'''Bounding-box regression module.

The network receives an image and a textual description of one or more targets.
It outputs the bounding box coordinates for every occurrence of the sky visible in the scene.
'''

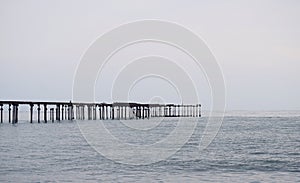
[0,0,299,110]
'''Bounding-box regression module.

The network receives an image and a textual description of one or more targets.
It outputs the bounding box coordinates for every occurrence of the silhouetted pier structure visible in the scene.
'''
[0,101,201,124]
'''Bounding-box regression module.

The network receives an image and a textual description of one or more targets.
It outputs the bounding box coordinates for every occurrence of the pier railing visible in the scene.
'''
[0,101,201,124]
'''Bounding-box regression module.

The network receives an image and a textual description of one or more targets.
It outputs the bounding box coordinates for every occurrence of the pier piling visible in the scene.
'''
[12,104,18,124]
[30,103,33,123]
[50,108,54,122]
[37,104,41,123]
[0,101,201,123]
[8,104,11,123]
[0,104,3,123]
[44,104,47,123]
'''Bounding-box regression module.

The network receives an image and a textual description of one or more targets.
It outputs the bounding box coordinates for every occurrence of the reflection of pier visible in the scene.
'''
[0,101,201,124]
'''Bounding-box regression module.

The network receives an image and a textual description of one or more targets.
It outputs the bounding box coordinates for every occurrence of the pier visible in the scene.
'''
[0,101,201,124]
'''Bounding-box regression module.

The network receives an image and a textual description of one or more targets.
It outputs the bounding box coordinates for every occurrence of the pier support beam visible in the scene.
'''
[88,105,92,120]
[93,105,96,120]
[67,105,70,120]
[61,105,64,120]
[112,106,114,120]
[64,105,66,120]
[71,104,74,120]
[77,106,80,120]
[99,105,102,120]
[124,106,127,120]
[8,104,11,123]
[106,106,108,119]
[37,104,41,123]
[100,106,103,120]
[30,104,33,123]
[12,104,18,124]
[117,106,120,120]
[0,101,202,123]
[56,105,60,121]
[44,104,47,123]
[50,108,54,122]
[82,105,85,120]
[103,106,106,119]
[0,104,3,123]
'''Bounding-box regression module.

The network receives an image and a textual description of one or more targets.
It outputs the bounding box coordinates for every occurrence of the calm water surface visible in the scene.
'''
[0,111,299,182]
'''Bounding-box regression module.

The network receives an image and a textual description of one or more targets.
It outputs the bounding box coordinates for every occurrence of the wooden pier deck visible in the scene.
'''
[0,101,201,124]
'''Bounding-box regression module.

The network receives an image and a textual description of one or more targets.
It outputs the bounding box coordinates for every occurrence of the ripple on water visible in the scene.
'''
[0,115,299,182]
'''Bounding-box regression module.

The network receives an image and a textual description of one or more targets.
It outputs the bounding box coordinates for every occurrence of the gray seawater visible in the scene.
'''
[0,111,299,182]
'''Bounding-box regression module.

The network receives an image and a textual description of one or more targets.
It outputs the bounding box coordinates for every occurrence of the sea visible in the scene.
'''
[0,111,299,182]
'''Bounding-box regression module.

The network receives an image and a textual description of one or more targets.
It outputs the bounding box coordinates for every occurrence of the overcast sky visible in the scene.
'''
[0,0,299,110]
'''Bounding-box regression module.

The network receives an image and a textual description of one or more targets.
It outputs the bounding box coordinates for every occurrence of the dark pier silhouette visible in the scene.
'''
[0,101,201,124]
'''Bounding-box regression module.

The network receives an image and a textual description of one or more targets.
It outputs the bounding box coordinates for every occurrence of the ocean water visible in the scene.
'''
[0,111,299,182]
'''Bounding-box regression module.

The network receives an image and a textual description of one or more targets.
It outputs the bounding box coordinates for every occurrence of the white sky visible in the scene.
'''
[0,0,299,110]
